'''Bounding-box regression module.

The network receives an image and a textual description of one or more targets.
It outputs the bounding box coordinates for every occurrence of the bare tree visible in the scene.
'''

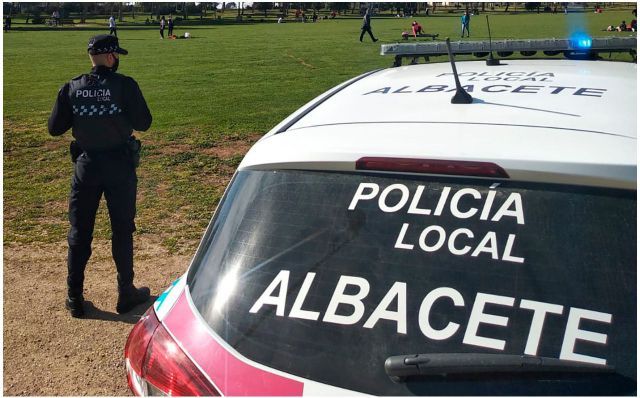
[81,2,87,23]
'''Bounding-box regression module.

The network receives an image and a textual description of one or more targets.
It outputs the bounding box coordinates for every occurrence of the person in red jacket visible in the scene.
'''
[411,20,424,37]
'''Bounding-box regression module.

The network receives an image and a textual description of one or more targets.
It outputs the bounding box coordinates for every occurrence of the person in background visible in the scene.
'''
[168,15,174,37]
[47,35,152,318]
[617,20,627,31]
[411,20,424,37]
[4,15,11,32]
[160,15,166,39]
[108,15,117,37]
[52,10,60,26]
[461,11,471,37]
[360,8,378,42]
[460,11,471,37]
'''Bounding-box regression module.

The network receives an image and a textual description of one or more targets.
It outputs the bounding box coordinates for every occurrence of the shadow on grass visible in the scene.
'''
[81,296,158,324]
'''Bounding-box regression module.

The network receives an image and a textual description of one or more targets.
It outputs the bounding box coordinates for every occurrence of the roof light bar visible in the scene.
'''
[381,37,637,66]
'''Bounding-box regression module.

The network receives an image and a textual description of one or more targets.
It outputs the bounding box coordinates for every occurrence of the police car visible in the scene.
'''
[125,37,636,396]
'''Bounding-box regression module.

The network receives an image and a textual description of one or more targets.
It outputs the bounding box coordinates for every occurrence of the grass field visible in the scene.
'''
[3,8,637,253]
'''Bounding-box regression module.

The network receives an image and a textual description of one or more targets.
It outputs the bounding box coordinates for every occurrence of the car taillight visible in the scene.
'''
[356,157,509,178]
[126,308,160,375]
[142,325,219,396]
[125,308,220,396]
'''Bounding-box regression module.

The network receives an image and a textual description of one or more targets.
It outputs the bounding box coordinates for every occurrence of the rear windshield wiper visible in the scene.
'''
[385,353,614,382]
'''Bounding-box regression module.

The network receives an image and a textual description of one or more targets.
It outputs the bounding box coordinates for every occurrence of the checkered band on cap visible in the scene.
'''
[93,46,119,54]
[87,34,128,55]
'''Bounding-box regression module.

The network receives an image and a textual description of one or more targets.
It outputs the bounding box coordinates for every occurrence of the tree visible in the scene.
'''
[310,2,324,12]
[329,2,349,14]
[279,2,288,16]
[255,2,273,17]
[81,2,87,23]
[524,2,541,12]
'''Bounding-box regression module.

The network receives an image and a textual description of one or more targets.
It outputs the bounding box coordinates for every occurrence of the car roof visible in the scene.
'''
[240,59,637,190]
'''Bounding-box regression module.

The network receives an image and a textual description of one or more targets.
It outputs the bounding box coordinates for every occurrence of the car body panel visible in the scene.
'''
[285,60,636,139]
[161,288,368,396]
[154,276,186,321]
[132,56,636,396]
[240,123,635,189]
[241,60,636,190]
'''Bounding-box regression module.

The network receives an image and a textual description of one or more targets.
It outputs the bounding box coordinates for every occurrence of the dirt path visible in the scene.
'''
[3,132,262,395]
[3,237,193,396]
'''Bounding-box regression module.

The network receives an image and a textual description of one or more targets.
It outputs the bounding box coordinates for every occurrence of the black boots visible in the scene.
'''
[116,285,151,314]
[65,295,85,318]
[66,285,150,317]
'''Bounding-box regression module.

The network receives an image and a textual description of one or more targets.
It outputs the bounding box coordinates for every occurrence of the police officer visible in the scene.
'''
[48,35,152,318]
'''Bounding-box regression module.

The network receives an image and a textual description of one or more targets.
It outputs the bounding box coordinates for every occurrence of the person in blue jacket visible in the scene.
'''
[461,11,471,37]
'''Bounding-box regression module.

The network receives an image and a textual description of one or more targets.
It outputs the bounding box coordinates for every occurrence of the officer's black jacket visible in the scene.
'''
[48,65,152,151]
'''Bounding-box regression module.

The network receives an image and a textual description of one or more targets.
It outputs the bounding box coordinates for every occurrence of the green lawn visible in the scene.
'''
[3,9,636,250]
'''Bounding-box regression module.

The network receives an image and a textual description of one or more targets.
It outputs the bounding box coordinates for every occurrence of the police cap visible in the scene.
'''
[87,34,128,55]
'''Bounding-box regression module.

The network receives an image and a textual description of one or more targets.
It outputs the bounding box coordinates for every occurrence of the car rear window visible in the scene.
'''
[187,169,636,395]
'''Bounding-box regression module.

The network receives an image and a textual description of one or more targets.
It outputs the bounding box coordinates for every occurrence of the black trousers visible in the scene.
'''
[67,150,137,298]
[109,27,117,37]
[360,26,376,41]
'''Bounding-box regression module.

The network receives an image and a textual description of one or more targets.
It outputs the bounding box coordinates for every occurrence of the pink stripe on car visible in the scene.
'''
[163,291,305,396]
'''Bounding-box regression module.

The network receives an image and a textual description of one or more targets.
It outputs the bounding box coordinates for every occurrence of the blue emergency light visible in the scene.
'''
[570,33,593,50]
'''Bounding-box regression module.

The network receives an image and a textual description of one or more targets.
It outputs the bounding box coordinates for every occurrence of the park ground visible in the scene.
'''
[3,6,637,395]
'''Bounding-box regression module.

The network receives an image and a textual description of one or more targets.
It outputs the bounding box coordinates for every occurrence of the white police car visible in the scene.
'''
[125,38,636,396]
